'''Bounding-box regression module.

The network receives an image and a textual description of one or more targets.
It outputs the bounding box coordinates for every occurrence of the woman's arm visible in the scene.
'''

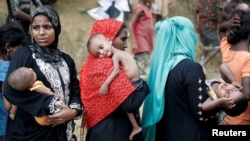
[185,63,220,122]
[47,104,78,127]
[62,53,83,117]
[120,80,150,113]
[202,97,233,111]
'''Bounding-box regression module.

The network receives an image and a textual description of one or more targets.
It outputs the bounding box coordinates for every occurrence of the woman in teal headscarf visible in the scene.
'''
[141,16,220,141]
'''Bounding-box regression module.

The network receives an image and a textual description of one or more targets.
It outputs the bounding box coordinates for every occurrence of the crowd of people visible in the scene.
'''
[1,0,250,141]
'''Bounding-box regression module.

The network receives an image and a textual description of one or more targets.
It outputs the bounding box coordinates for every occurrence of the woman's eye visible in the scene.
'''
[32,26,39,30]
[44,25,52,30]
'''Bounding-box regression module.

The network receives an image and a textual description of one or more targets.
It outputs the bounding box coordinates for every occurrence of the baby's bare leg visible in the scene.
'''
[9,105,18,120]
[127,113,142,140]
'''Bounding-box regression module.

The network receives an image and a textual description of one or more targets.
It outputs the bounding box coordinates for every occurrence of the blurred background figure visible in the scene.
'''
[151,0,174,23]
[5,0,43,42]
[193,0,223,69]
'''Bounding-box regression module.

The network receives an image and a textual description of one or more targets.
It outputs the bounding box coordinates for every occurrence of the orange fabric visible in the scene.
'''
[80,55,136,129]
[220,37,250,124]
[90,19,123,41]
[29,80,50,92]
[35,115,49,126]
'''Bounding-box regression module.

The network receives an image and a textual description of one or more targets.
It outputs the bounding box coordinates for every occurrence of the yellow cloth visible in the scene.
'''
[29,80,50,91]
[206,78,225,100]
[35,115,49,126]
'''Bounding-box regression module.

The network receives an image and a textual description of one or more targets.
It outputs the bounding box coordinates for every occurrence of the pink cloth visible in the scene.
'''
[133,3,154,54]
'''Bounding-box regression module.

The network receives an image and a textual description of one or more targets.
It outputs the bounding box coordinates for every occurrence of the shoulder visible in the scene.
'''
[179,59,201,69]
[61,52,75,66]
[177,59,204,75]
[14,45,32,57]
[62,52,73,60]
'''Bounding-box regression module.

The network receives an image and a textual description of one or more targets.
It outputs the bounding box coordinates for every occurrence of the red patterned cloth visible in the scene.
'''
[80,56,135,128]
[90,18,123,40]
[80,19,135,129]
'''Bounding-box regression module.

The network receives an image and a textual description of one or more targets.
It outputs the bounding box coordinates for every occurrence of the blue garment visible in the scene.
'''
[0,61,10,136]
[141,16,197,141]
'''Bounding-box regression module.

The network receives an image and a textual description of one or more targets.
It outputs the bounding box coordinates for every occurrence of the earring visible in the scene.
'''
[6,49,11,55]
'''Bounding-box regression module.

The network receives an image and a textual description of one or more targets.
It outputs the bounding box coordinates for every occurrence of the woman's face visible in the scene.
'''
[31,14,55,47]
[112,29,128,51]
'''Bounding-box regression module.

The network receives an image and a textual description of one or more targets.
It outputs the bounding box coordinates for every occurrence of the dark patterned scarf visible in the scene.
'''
[30,5,62,65]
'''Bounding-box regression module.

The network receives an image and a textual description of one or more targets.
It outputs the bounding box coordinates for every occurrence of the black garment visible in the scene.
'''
[155,59,219,141]
[4,46,82,141]
[86,80,150,141]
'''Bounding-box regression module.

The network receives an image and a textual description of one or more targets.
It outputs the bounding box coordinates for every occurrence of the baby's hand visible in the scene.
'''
[53,93,64,101]
[99,84,108,96]
[220,97,235,109]
[9,112,15,120]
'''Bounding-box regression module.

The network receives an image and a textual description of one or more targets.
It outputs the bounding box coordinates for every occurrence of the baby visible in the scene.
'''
[202,64,248,122]
[87,33,144,140]
[7,67,64,125]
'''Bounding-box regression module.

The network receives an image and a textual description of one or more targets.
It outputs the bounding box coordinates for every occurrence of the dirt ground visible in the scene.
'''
[0,0,221,140]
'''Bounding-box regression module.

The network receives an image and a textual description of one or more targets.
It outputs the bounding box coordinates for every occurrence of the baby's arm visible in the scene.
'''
[202,97,221,111]
[9,105,18,120]
[202,97,233,111]
[3,96,16,120]
[99,55,120,95]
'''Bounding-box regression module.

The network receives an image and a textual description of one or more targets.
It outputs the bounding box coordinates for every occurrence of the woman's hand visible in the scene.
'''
[47,104,78,127]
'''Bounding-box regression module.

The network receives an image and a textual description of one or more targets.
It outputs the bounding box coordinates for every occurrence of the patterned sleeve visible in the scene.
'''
[9,0,20,12]
[184,62,220,122]
[32,0,43,7]
[217,0,223,9]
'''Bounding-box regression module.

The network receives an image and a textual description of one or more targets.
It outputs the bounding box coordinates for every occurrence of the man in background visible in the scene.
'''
[194,0,223,69]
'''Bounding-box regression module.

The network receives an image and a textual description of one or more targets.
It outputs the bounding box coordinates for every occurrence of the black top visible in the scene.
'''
[155,59,219,141]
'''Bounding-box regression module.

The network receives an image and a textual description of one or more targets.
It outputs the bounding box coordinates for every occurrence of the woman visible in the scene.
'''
[80,19,150,141]
[0,23,27,141]
[4,5,82,141]
[141,16,220,141]
[219,10,250,125]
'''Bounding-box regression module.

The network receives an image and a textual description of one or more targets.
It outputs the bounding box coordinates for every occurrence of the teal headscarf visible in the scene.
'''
[141,16,197,141]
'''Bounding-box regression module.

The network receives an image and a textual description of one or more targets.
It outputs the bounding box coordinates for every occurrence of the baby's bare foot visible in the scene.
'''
[129,127,142,140]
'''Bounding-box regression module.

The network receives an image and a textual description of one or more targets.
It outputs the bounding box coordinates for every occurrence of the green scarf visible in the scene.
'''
[141,16,197,141]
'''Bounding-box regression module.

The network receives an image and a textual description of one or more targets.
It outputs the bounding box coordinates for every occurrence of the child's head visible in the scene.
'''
[87,33,113,58]
[227,10,250,44]
[216,82,248,116]
[0,23,27,60]
[8,67,37,91]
